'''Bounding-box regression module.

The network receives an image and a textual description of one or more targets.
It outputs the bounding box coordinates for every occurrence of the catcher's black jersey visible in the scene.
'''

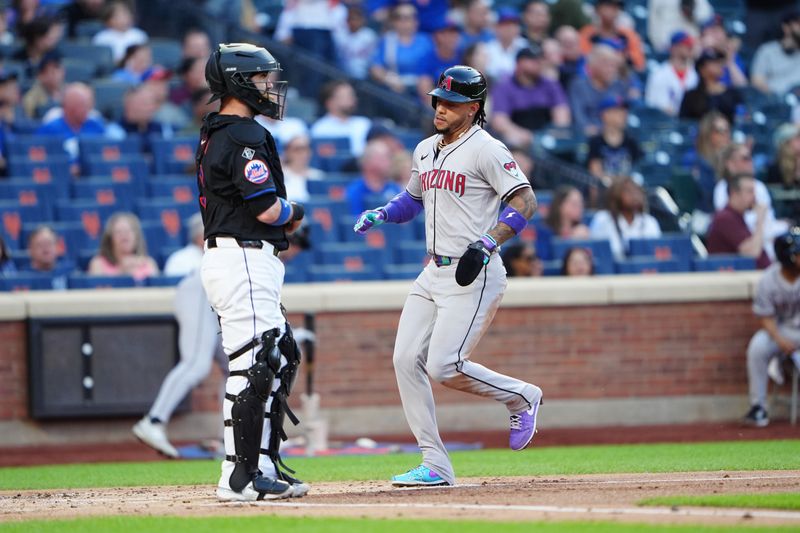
[196,112,290,250]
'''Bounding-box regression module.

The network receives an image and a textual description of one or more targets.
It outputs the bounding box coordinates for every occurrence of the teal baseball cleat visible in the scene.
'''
[391,464,450,487]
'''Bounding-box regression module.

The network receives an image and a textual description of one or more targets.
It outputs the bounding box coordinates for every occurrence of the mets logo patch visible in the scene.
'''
[244,159,269,184]
[503,161,518,177]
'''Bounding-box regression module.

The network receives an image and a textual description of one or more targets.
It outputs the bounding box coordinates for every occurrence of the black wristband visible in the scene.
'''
[290,202,305,222]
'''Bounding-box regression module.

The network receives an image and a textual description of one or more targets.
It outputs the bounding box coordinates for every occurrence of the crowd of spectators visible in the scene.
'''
[1,0,800,291]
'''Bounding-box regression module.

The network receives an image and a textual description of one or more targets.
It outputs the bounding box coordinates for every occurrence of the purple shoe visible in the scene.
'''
[509,388,542,451]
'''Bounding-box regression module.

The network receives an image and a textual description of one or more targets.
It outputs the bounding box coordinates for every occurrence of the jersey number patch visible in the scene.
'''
[244,159,270,184]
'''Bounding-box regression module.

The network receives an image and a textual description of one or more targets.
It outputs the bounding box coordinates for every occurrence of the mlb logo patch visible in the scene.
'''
[244,159,269,184]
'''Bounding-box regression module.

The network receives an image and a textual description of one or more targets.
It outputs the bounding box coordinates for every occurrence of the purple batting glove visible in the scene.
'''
[353,209,386,234]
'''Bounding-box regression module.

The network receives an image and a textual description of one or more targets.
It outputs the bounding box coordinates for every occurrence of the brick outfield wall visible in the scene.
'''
[0,301,760,423]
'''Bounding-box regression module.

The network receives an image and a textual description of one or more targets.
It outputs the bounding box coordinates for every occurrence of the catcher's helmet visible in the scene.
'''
[428,65,487,125]
[774,226,800,269]
[205,43,287,120]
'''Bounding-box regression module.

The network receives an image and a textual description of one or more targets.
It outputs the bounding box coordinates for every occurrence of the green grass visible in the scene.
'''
[641,492,800,511]
[0,440,798,491]
[0,516,795,533]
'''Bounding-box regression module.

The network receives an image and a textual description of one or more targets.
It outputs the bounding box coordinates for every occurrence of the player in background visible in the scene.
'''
[744,227,800,427]
[133,214,227,458]
[354,65,543,487]
[198,43,306,501]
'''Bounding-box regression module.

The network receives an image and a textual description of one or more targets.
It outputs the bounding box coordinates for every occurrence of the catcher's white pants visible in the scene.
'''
[392,254,538,485]
[201,239,286,490]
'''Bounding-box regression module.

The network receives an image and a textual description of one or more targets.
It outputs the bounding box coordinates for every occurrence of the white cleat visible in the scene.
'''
[132,417,179,458]
[216,481,293,502]
[289,480,310,498]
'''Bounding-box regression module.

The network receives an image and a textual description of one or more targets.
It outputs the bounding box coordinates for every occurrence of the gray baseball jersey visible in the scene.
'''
[392,125,541,485]
[747,263,800,407]
[753,264,800,327]
[406,125,532,258]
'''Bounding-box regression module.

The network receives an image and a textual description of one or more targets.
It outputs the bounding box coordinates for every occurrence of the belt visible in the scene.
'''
[432,254,454,267]
[206,236,279,256]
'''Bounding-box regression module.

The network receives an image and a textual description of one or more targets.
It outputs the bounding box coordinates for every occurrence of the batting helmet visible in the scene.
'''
[205,43,287,120]
[774,226,800,269]
[428,65,487,125]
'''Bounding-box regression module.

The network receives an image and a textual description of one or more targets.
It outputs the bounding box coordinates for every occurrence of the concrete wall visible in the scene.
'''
[0,272,764,446]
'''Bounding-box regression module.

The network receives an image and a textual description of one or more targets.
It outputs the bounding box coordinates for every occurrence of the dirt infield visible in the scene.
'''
[2,470,799,527]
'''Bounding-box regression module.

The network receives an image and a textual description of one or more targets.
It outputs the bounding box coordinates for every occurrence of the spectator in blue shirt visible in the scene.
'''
[460,0,495,49]
[366,0,449,34]
[419,20,463,99]
[37,82,107,174]
[119,84,173,142]
[112,44,153,85]
[347,139,402,217]
[369,4,433,97]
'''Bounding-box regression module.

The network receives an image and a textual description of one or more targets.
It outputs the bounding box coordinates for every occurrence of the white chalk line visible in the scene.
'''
[208,500,800,520]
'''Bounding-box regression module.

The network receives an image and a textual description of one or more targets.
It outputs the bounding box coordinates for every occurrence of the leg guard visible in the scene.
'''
[261,320,303,482]
[225,329,281,492]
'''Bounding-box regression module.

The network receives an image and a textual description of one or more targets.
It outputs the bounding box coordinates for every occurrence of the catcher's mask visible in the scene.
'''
[205,43,287,120]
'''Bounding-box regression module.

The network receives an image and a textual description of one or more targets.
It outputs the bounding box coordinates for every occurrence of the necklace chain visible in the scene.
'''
[437,125,470,151]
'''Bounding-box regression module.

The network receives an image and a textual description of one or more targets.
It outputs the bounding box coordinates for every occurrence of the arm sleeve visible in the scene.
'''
[476,139,532,202]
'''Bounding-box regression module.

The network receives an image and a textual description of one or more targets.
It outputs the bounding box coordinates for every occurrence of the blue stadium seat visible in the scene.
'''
[305,197,340,243]
[306,174,357,200]
[393,239,428,265]
[541,259,562,276]
[7,135,68,163]
[311,153,354,173]
[317,242,388,270]
[140,218,185,252]
[135,198,198,223]
[84,157,149,197]
[79,137,144,164]
[338,214,415,245]
[145,275,184,287]
[71,178,136,210]
[615,257,681,274]
[394,128,422,151]
[151,137,198,174]
[383,263,423,280]
[63,58,97,83]
[0,201,50,249]
[550,238,614,275]
[692,255,757,272]
[0,272,55,291]
[628,234,694,271]
[283,262,309,283]
[59,42,115,75]
[147,176,197,203]
[149,38,183,70]
[8,157,72,189]
[92,79,133,121]
[310,136,351,157]
[308,264,379,282]
[55,200,118,225]
[0,179,56,221]
[67,274,137,289]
